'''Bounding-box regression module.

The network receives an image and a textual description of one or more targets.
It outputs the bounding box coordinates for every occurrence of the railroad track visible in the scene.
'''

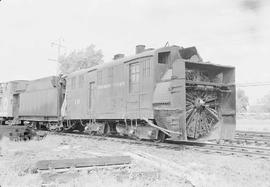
[171,140,270,159]
[232,130,270,147]
[42,130,270,160]
[235,130,270,139]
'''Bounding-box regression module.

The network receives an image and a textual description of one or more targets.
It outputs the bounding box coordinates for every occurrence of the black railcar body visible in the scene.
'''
[0,44,236,142]
[0,80,28,125]
[62,45,236,141]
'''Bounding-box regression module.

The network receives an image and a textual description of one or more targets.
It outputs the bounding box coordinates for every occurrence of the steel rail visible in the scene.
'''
[42,130,270,160]
[235,130,270,136]
[235,130,270,144]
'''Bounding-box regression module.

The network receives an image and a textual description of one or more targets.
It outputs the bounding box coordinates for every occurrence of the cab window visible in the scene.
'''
[129,62,140,93]
[158,52,170,64]
[71,77,76,89]
[143,59,151,77]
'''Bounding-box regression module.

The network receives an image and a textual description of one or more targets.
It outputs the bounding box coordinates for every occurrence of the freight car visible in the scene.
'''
[18,76,65,130]
[0,80,28,125]
[61,45,236,141]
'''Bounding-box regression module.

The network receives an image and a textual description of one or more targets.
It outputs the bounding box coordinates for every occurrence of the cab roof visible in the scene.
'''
[67,48,156,77]
[67,45,235,77]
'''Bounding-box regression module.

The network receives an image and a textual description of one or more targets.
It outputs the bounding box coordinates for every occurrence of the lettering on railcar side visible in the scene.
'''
[97,82,125,89]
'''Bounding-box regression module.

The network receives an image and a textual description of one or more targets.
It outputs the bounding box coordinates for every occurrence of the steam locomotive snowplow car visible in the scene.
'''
[0,80,28,125]
[18,76,65,130]
[62,44,236,141]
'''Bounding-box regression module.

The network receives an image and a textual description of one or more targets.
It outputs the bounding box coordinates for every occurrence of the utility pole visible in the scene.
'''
[49,38,66,74]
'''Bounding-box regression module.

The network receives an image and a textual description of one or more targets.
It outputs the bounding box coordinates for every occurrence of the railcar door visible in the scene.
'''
[88,82,95,114]
[139,58,153,118]
[126,62,140,119]
[12,94,20,118]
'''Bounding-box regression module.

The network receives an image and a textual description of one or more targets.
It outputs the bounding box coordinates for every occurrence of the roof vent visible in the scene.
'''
[113,54,125,60]
[136,45,145,54]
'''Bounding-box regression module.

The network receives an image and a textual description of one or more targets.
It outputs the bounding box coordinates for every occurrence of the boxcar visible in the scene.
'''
[19,76,65,129]
[63,45,236,141]
[0,80,28,125]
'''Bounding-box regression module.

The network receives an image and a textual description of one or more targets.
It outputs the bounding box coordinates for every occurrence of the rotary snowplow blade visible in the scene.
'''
[184,61,236,140]
[153,58,236,141]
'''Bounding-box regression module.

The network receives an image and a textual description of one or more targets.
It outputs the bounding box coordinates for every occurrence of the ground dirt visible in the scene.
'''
[0,134,269,187]
[0,119,270,187]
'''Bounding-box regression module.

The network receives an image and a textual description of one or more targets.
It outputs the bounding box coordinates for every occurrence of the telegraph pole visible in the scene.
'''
[49,38,66,74]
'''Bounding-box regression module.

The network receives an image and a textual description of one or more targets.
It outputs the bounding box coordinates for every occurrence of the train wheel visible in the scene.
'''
[110,123,117,135]
[77,124,85,132]
[103,122,110,136]
[34,122,40,130]
[156,131,166,143]
[63,121,76,132]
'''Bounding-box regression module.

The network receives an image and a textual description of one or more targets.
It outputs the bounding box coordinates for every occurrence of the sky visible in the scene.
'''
[0,0,270,104]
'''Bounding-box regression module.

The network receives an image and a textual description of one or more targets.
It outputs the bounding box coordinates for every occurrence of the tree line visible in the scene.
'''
[58,44,103,74]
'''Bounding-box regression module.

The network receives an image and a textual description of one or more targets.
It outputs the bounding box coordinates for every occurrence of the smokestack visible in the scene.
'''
[136,45,145,54]
[113,53,125,60]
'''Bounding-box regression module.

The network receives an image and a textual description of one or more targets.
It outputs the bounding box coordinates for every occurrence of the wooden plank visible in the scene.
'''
[35,156,131,170]
[38,164,131,174]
